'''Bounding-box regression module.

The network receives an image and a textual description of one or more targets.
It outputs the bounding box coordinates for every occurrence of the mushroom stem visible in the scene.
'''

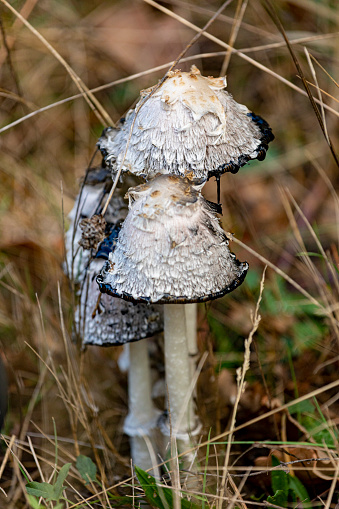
[164,304,196,444]
[185,303,198,383]
[124,340,159,473]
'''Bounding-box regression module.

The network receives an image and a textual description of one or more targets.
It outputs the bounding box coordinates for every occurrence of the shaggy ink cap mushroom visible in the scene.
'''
[66,171,163,473]
[98,65,274,181]
[97,174,248,304]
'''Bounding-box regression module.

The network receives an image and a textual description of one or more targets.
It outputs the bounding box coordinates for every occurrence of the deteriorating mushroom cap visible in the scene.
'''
[98,66,274,180]
[80,260,163,346]
[65,168,128,283]
[65,183,105,283]
[97,174,248,304]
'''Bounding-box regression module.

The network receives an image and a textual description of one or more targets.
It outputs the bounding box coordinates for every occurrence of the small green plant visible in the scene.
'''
[289,397,338,448]
[26,455,100,509]
[75,455,97,484]
[135,466,204,509]
[267,456,310,508]
[26,462,71,509]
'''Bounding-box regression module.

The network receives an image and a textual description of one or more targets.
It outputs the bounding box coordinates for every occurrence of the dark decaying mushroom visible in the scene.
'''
[98,65,274,182]
[97,174,248,446]
[65,167,127,283]
[79,258,163,472]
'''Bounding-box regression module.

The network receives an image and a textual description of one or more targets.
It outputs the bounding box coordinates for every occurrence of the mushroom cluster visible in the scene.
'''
[69,65,273,470]
[95,66,272,461]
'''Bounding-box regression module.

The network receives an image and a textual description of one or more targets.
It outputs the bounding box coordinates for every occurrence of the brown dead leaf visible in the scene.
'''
[255,446,335,483]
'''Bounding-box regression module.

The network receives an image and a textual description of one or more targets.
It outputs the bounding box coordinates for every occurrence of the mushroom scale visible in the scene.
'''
[97,174,248,304]
[98,66,274,180]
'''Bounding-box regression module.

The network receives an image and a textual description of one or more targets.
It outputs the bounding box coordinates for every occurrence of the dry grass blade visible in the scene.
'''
[0,90,36,109]
[309,52,339,89]
[144,0,339,119]
[240,31,339,54]
[262,0,339,168]
[218,268,266,508]
[301,80,339,105]
[0,435,16,480]
[304,47,329,143]
[220,0,248,75]
[0,0,113,127]
[0,0,39,67]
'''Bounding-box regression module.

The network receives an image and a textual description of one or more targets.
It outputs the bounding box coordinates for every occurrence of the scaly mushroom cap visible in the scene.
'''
[97,174,248,304]
[65,166,127,283]
[65,183,104,283]
[99,66,274,180]
[80,260,163,346]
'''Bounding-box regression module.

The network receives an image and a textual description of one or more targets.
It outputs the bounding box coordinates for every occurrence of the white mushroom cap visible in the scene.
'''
[99,66,274,180]
[79,260,163,346]
[97,174,248,304]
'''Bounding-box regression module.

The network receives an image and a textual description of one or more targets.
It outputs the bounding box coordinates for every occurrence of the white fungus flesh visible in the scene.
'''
[99,66,274,180]
[97,174,248,304]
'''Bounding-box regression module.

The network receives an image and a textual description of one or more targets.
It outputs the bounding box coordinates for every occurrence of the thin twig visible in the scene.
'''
[262,0,339,168]
[221,0,248,75]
